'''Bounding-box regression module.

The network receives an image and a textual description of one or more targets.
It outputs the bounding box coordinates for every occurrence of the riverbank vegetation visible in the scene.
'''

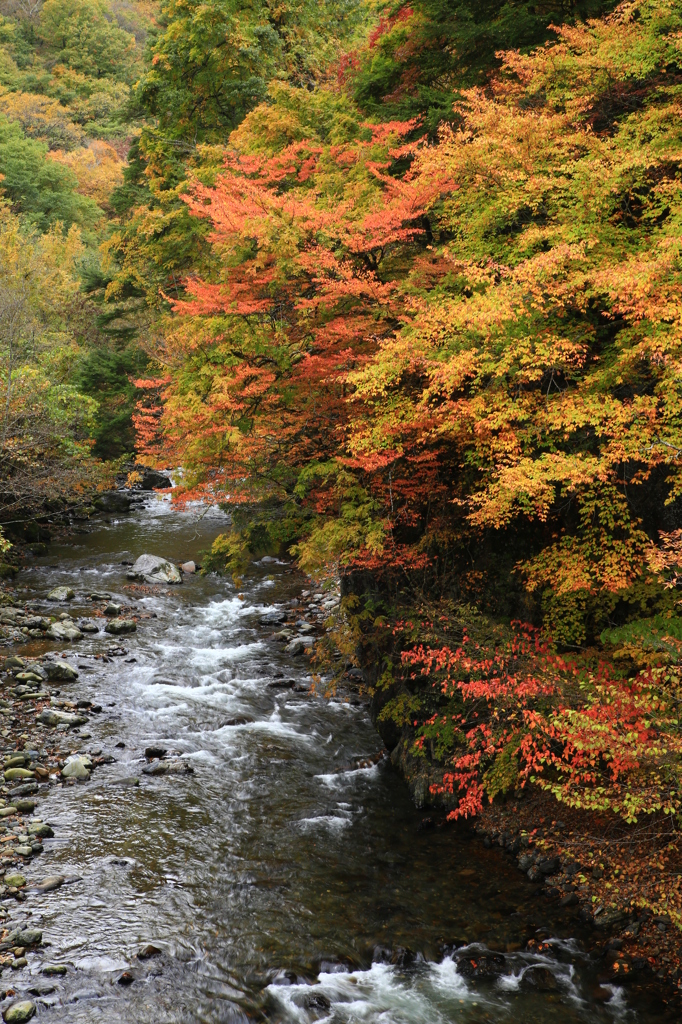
[6,0,682,933]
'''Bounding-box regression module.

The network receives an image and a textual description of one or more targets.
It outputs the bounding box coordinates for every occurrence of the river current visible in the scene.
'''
[9,494,671,1023]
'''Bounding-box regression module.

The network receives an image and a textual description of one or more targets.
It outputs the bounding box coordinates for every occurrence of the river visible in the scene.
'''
[8,493,672,1022]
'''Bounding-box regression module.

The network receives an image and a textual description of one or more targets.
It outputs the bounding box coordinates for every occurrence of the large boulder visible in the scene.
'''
[46,622,82,642]
[140,469,172,491]
[128,554,182,585]
[94,491,131,513]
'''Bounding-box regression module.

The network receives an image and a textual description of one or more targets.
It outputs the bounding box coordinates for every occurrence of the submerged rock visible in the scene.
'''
[46,587,74,602]
[128,554,182,585]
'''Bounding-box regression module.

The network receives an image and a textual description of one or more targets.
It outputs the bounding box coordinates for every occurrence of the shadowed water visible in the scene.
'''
[4,495,671,1022]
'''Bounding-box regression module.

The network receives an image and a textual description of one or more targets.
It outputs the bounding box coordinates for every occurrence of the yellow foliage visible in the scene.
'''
[48,140,124,208]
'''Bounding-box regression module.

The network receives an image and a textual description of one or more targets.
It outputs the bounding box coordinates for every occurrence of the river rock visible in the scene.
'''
[128,554,182,585]
[105,618,137,635]
[37,709,87,728]
[142,761,167,776]
[0,807,17,818]
[145,745,167,759]
[42,965,66,975]
[4,872,26,887]
[35,875,64,893]
[28,822,54,838]
[104,602,122,616]
[79,621,100,633]
[140,468,172,490]
[45,660,78,682]
[259,610,286,625]
[138,944,162,959]
[62,756,91,780]
[285,639,308,656]
[4,755,28,768]
[3,1001,35,1023]
[4,768,34,782]
[94,491,131,513]
[46,586,74,602]
[180,561,196,574]
[15,671,43,683]
[7,929,41,947]
[46,622,82,642]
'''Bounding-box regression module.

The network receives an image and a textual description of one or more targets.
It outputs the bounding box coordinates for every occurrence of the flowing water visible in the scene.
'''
[7,495,673,1022]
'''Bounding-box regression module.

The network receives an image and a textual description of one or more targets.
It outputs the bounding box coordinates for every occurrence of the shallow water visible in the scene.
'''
[4,495,672,1022]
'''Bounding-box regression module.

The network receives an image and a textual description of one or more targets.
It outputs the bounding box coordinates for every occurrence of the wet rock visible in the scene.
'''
[4,755,28,769]
[2,657,25,670]
[560,893,579,907]
[28,823,54,838]
[38,709,87,728]
[27,984,54,997]
[304,993,331,1012]
[223,717,251,726]
[145,746,167,760]
[522,966,558,991]
[140,469,171,490]
[42,965,67,976]
[537,856,559,875]
[3,1001,35,1022]
[46,587,74,602]
[180,561,195,574]
[9,783,38,798]
[4,768,34,782]
[128,554,182,585]
[141,762,167,776]
[138,944,162,960]
[15,672,43,683]
[7,930,41,947]
[35,875,64,893]
[117,971,134,985]
[10,958,27,969]
[267,679,296,689]
[45,660,78,682]
[15,800,35,813]
[594,908,627,929]
[79,622,100,633]
[259,610,286,626]
[0,807,17,818]
[103,603,122,617]
[4,873,26,888]
[62,756,91,780]
[89,592,111,601]
[456,953,506,980]
[105,617,137,635]
[93,491,131,513]
[46,622,82,642]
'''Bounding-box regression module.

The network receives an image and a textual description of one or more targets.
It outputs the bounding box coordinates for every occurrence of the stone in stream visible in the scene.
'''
[42,964,66,976]
[522,965,558,991]
[142,761,167,776]
[89,591,111,601]
[79,622,100,633]
[4,873,26,888]
[37,709,87,728]
[45,660,78,682]
[93,491,131,513]
[140,468,171,490]
[0,807,17,818]
[14,672,43,684]
[14,800,35,813]
[127,554,182,585]
[28,822,54,838]
[46,622,82,642]
[259,609,286,626]
[4,755,28,769]
[2,656,25,670]
[138,944,162,959]
[9,783,38,798]
[3,768,34,782]
[180,561,196,574]
[46,587,74,602]
[2,1001,35,1023]
[35,876,64,893]
[61,756,91,780]
[104,602,122,617]
[7,929,41,947]
[145,745,167,759]
[105,618,137,635]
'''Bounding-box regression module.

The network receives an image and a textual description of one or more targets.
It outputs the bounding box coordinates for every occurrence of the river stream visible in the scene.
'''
[6,494,673,1023]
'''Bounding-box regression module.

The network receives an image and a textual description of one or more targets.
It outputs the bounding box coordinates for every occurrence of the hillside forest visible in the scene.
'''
[4,0,682,917]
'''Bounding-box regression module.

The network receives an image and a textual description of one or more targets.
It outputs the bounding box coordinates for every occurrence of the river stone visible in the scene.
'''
[15,672,43,683]
[46,622,82,642]
[145,745,167,759]
[259,610,286,625]
[129,553,182,585]
[61,759,90,780]
[105,618,137,635]
[104,602,122,617]
[4,873,26,887]
[37,709,87,728]
[28,822,54,838]
[4,755,28,769]
[46,586,74,602]
[285,639,306,656]
[42,965,66,976]
[180,561,196,574]
[15,799,35,813]
[45,660,78,682]
[138,944,162,959]
[35,875,64,893]
[0,807,17,818]
[7,929,41,947]
[3,1001,35,1023]
[140,468,171,490]
[2,656,25,670]
[3,768,34,781]
[94,491,131,513]
[79,622,100,633]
